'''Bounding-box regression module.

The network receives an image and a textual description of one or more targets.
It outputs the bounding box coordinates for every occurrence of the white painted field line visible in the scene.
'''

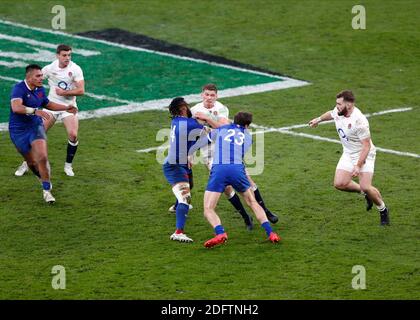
[262,129,420,159]
[0,33,100,56]
[137,128,420,159]
[137,146,169,154]
[0,77,308,129]
[0,19,310,129]
[0,19,309,82]
[136,128,265,154]
[137,107,420,159]
[0,75,134,105]
[251,107,414,131]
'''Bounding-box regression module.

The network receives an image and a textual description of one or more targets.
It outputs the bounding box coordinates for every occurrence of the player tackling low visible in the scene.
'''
[308,90,390,226]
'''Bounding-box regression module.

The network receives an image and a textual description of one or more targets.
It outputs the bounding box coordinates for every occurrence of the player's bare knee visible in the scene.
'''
[203,202,214,211]
[37,153,48,164]
[334,181,347,190]
[203,207,212,217]
[242,193,255,207]
[68,133,78,142]
[360,184,372,194]
[224,187,233,197]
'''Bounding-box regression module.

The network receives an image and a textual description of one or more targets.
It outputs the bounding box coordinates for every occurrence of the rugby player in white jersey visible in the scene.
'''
[15,44,85,177]
[184,83,279,229]
[309,90,390,226]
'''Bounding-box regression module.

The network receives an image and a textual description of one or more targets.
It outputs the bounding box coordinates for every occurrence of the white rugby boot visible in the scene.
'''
[43,190,56,204]
[64,162,75,177]
[170,232,193,243]
[15,161,28,176]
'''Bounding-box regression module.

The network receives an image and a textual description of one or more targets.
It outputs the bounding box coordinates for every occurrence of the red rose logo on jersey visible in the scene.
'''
[37,92,43,98]
[68,72,73,77]
[213,111,218,116]
[348,123,352,129]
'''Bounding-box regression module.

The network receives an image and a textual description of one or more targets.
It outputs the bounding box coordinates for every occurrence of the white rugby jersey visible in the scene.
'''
[191,101,229,122]
[331,106,376,155]
[42,60,84,106]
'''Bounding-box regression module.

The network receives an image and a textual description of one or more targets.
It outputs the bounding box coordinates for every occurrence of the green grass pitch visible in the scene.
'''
[0,0,419,299]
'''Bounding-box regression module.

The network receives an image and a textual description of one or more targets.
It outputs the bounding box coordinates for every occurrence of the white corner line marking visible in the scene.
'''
[0,18,310,81]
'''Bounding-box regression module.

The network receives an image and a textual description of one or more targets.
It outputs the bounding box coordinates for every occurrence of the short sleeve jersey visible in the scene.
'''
[166,117,205,165]
[210,123,252,165]
[42,60,84,107]
[9,80,49,130]
[331,106,375,155]
[190,101,229,123]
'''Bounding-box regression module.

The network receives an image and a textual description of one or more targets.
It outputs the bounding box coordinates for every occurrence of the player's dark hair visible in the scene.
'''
[169,97,191,118]
[234,112,253,127]
[336,90,355,103]
[202,83,217,92]
[56,44,72,54]
[25,64,42,74]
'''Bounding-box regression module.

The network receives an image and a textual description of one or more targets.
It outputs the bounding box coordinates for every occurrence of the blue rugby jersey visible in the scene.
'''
[211,123,252,165]
[9,80,49,131]
[165,116,205,165]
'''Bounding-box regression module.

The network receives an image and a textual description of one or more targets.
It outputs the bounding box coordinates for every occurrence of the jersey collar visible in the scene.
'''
[23,79,36,91]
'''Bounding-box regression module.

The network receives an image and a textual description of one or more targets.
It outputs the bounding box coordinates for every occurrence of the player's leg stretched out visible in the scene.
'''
[204,165,281,248]
[240,187,281,243]
[14,113,55,177]
[247,174,279,224]
[203,190,228,248]
[359,172,389,226]
[206,150,254,230]
[334,168,389,226]
[24,139,55,203]
[224,186,254,230]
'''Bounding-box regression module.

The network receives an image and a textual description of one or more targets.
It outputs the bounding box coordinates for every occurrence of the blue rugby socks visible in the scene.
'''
[42,181,51,191]
[261,221,273,236]
[214,225,226,235]
[175,203,189,233]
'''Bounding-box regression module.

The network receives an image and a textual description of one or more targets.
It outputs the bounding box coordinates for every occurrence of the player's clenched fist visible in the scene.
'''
[308,117,321,127]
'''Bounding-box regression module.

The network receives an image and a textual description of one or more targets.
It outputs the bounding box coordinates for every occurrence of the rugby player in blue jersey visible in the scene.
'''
[162,97,207,243]
[9,64,77,203]
[193,85,279,228]
[191,112,281,248]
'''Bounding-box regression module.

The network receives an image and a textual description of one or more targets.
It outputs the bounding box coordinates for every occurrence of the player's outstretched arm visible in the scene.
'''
[46,101,78,114]
[309,110,333,128]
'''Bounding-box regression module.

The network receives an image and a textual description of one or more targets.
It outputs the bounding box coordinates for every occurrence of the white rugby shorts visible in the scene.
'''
[44,109,76,121]
[336,150,376,173]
